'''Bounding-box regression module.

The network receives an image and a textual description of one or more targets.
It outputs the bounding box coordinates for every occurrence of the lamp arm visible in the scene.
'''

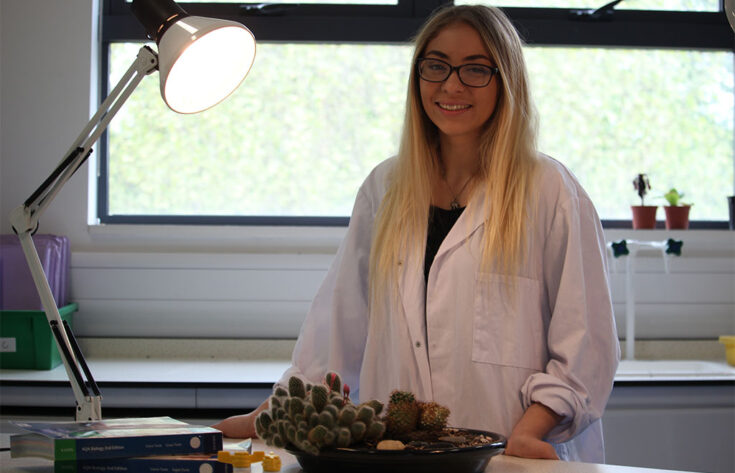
[9,45,158,421]
[18,46,159,229]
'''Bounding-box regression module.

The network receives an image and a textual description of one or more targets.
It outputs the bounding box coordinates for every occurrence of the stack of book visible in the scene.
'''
[10,416,242,473]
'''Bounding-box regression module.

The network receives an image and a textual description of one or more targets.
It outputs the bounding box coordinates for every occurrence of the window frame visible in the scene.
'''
[99,0,734,228]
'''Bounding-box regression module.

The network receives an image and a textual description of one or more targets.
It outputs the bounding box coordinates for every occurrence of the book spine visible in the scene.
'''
[55,457,232,473]
[59,432,223,461]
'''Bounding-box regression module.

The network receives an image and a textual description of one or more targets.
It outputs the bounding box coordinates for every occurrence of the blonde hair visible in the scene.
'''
[369,5,539,304]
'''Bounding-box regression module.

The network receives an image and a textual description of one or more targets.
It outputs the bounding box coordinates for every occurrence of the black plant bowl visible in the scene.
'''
[285,428,506,473]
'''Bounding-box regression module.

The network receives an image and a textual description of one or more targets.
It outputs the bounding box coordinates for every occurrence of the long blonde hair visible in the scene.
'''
[369,5,539,304]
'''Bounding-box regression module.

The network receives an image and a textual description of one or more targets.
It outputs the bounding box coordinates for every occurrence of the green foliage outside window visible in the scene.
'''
[108,40,733,221]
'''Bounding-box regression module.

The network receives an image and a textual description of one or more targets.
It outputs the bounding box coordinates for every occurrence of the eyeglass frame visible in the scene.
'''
[416,57,500,88]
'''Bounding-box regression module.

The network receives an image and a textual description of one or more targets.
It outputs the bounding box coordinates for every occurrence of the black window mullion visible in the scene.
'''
[104,0,427,41]
[104,2,734,50]
[504,8,732,49]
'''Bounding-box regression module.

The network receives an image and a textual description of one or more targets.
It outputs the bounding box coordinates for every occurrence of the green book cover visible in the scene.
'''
[53,453,234,473]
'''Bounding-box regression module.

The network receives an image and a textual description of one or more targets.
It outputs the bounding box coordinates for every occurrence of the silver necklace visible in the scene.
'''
[442,172,474,210]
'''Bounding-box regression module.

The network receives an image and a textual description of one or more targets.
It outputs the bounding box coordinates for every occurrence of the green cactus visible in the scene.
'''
[330,396,346,409]
[417,401,450,431]
[356,405,375,424]
[310,385,328,413]
[257,374,385,454]
[323,403,340,420]
[389,390,416,405]
[385,399,419,436]
[318,410,335,429]
[336,427,351,447]
[307,425,328,447]
[271,434,285,448]
[338,406,357,426]
[361,399,384,416]
[350,421,366,442]
[289,397,305,418]
[325,372,342,393]
[289,376,307,399]
[300,440,319,456]
[365,420,386,441]
[308,412,319,428]
[287,424,297,443]
[258,411,273,429]
[385,390,420,436]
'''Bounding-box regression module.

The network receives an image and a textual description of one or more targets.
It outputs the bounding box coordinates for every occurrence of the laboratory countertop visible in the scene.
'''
[0,435,702,473]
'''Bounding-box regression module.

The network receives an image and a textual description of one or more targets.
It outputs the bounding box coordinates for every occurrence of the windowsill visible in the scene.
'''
[85,223,348,253]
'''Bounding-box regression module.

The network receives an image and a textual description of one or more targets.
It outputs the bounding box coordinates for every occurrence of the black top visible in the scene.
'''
[424,205,465,283]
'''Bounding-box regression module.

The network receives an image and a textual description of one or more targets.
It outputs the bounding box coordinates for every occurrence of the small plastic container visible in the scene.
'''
[719,336,735,367]
[0,303,78,369]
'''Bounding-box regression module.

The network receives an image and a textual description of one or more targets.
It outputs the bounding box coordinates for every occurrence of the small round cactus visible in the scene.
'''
[417,401,450,431]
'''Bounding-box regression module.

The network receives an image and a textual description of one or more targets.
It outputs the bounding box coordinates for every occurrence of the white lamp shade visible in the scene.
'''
[158,16,256,114]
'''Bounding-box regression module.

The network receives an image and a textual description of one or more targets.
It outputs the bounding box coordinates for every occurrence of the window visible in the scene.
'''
[101,0,733,226]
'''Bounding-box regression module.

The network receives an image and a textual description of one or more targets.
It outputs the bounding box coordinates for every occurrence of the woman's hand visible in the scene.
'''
[211,413,257,439]
[212,400,269,439]
[505,432,559,460]
[504,402,561,460]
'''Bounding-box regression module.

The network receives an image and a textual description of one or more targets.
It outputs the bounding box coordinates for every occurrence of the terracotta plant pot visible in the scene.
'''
[664,205,691,230]
[631,205,657,229]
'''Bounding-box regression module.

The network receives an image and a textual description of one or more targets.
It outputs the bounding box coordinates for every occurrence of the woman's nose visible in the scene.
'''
[441,69,465,92]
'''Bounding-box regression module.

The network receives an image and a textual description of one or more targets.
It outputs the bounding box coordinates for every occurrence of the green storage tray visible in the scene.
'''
[0,303,78,370]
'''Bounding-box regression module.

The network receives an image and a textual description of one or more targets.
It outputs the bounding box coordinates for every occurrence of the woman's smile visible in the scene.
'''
[436,101,472,113]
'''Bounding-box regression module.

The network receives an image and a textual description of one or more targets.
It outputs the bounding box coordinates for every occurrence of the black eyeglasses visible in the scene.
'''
[417,57,499,88]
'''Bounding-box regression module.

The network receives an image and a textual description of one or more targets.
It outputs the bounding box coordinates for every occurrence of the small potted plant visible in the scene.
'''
[662,188,691,230]
[631,173,657,229]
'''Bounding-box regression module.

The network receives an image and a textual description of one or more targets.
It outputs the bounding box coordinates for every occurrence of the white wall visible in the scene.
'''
[1,0,97,244]
[1,1,733,341]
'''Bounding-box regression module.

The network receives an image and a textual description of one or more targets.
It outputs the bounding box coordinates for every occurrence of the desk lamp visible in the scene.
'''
[9,0,256,421]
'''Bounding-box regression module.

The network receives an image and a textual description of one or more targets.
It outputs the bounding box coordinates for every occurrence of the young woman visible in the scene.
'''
[215,5,619,462]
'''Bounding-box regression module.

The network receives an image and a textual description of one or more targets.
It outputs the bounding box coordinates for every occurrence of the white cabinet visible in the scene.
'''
[603,383,735,473]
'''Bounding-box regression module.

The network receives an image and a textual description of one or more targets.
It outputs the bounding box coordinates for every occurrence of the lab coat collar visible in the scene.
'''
[435,189,487,260]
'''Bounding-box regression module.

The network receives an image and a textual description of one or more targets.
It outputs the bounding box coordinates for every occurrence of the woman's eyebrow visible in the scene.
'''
[424,50,492,63]
[424,49,449,59]
[464,54,492,62]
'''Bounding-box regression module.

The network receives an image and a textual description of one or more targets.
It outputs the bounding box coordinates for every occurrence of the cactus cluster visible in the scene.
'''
[255,372,386,455]
[385,390,450,436]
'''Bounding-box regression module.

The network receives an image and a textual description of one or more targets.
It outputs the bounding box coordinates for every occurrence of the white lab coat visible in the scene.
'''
[278,154,620,463]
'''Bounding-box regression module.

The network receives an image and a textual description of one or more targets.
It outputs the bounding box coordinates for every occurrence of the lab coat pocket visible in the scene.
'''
[472,273,546,371]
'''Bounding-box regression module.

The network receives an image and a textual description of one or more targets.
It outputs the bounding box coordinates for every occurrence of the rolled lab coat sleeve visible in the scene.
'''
[277,183,375,399]
[521,189,620,443]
